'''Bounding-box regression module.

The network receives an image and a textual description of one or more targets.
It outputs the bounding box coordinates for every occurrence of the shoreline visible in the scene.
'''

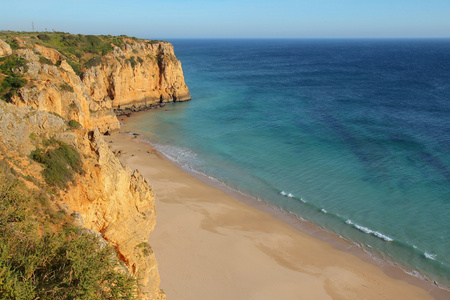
[105,130,449,299]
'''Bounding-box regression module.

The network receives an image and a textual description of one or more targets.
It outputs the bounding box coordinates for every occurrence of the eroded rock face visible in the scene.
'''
[0,38,12,57]
[82,40,190,110]
[34,44,62,64]
[0,101,68,155]
[9,48,120,133]
[61,129,164,299]
[0,102,165,299]
[6,38,190,133]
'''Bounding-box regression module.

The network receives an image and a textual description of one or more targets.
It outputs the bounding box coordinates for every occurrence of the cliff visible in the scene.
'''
[0,32,182,299]
[0,101,165,299]
[0,32,190,132]
[82,39,191,111]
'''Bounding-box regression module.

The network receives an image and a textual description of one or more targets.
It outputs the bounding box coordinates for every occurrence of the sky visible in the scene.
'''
[1,0,449,39]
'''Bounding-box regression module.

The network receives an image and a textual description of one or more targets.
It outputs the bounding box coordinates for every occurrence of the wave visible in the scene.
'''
[424,252,437,260]
[279,191,294,198]
[346,219,394,242]
[139,138,448,288]
[151,142,200,168]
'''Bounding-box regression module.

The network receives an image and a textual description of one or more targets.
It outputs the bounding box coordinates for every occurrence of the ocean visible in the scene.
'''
[122,39,450,287]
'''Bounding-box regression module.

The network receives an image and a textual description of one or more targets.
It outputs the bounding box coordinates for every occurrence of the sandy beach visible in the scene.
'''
[105,133,446,300]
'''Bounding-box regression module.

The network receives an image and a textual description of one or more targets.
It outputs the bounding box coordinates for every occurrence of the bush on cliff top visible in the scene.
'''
[0,164,137,299]
[0,55,28,102]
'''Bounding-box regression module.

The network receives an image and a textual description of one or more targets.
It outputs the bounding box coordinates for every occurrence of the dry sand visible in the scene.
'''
[105,133,447,300]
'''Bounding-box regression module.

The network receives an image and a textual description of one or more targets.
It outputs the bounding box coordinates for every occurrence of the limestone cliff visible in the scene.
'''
[63,129,164,299]
[6,46,120,133]
[0,101,165,299]
[0,34,190,132]
[82,39,191,111]
[0,33,188,299]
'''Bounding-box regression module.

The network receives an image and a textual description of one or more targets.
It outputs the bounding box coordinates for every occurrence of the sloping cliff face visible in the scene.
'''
[2,35,190,132]
[0,101,165,299]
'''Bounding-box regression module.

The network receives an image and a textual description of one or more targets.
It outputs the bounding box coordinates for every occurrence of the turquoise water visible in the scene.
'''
[122,39,450,286]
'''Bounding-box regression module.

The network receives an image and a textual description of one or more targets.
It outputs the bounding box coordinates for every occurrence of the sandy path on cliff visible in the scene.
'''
[105,134,442,300]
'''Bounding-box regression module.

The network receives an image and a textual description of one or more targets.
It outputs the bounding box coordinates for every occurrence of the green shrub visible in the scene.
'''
[60,82,74,93]
[86,35,102,48]
[37,34,51,41]
[31,140,82,188]
[39,55,53,65]
[126,56,137,68]
[0,168,137,299]
[85,56,102,69]
[0,55,29,101]
[68,119,81,129]
[0,55,28,75]
[0,75,28,102]
[7,39,20,50]
[136,242,153,257]
[66,59,82,75]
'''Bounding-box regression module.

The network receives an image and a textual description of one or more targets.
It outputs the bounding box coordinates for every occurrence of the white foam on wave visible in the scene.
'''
[280,191,294,198]
[300,197,307,203]
[354,223,373,234]
[321,208,327,214]
[424,252,437,260]
[152,143,199,168]
[346,219,393,242]
[373,231,394,242]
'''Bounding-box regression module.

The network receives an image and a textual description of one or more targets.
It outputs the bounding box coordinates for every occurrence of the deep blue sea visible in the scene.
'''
[123,39,450,286]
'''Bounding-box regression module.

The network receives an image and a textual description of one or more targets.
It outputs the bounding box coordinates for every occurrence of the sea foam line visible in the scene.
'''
[424,252,437,260]
[280,191,294,198]
[345,219,393,242]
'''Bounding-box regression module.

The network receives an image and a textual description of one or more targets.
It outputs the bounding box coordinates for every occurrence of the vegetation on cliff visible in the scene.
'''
[0,32,183,298]
[0,54,28,101]
[0,31,190,134]
[0,161,138,299]
[0,111,140,299]
[31,138,82,188]
[0,31,161,76]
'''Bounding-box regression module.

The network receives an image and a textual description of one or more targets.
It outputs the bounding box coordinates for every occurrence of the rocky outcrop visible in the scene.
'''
[0,39,12,57]
[82,39,191,111]
[5,43,120,133]
[0,34,190,299]
[0,101,69,155]
[1,36,190,132]
[62,129,164,299]
[0,102,165,299]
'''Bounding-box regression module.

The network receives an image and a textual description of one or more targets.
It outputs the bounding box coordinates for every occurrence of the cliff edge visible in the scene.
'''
[0,32,183,299]
[0,32,190,132]
[0,101,165,299]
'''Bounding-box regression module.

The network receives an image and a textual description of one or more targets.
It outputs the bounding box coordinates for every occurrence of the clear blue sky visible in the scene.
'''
[1,0,449,38]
